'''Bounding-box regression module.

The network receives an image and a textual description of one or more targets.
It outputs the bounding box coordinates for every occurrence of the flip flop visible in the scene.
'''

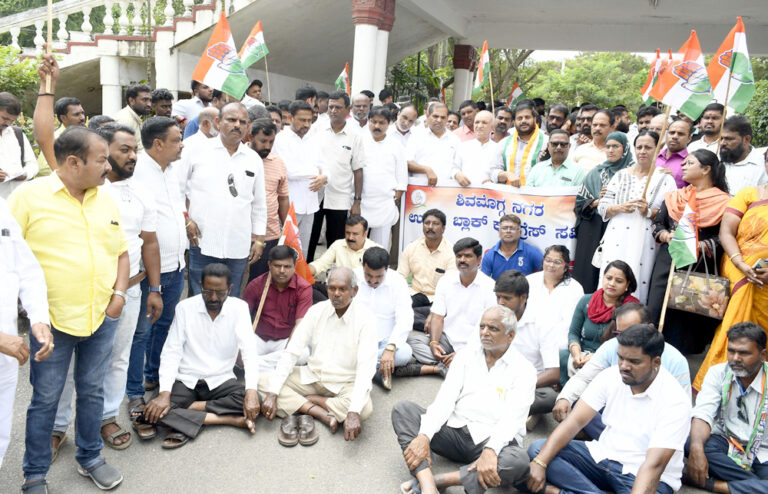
[51,430,66,464]
[161,432,189,449]
[297,415,319,446]
[101,417,132,450]
[130,417,157,441]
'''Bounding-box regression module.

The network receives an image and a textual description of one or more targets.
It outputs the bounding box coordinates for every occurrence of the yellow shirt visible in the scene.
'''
[397,236,456,300]
[8,172,128,336]
[309,237,380,275]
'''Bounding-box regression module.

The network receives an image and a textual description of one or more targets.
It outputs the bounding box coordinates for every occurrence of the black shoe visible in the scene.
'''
[394,362,423,377]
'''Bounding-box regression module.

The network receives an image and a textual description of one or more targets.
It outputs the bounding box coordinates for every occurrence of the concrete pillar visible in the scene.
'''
[100,56,123,116]
[351,0,386,96]
[372,0,395,102]
[154,30,179,99]
[452,44,476,110]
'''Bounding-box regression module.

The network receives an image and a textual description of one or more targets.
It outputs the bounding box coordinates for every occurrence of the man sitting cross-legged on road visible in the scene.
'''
[260,266,378,446]
[135,263,261,449]
[393,305,536,494]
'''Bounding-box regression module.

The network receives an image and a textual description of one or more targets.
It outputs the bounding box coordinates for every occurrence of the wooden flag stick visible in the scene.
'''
[488,66,496,114]
[715,70,733,155]
[264,55,272,104]
[641,104,672,199]
[658,259,676,332]
[45,0,53,93]
[252,272,271,330]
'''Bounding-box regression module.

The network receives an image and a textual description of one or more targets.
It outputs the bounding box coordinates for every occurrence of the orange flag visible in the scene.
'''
[279,204,314,284]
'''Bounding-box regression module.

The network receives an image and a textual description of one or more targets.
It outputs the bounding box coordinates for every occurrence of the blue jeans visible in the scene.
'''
[696,434,768,494]
[23,316,119,479]
[377,340,413,367]
[126,268,185,399]
[188,246,248,298]
[527,439,673,494]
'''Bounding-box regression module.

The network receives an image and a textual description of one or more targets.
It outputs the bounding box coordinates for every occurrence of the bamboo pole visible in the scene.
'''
[658,260,676,332]
[488,66,496,114]
[641,105,672,199]
[251,272,271,330]
[264,55,272,104]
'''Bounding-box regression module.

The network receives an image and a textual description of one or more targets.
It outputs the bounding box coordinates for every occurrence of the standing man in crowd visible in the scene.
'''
[495,100,547,187]
[481,214,543,279]
[406,102,460,186]
[150,89,174,118]
[526,129,585,187]
[544,103,569,136]
[454,100,478,142]
[656,119,692,189]
[572,108,613,172]
[719,115,768,195]
[453,110,499,186]
[172,80,212,122]
[182,107,218,150]
[491,106,513,143]
[13,55,128,491]
[0,93,38,198]
[688,103,724,154]
[114,84,152,153]
[388,103,418,148]
[351,93,371,129]
[570,104,598,149]
[182,90,233,139]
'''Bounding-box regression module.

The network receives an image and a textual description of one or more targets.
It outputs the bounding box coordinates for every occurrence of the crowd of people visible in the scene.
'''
[1,50,768,494]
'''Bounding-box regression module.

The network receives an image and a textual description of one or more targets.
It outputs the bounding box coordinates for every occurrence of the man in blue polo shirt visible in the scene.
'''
[481,214,542,279]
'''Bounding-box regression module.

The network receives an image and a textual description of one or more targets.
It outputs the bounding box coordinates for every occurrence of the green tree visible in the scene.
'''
[0,46,40,114]
[744,79,768,147]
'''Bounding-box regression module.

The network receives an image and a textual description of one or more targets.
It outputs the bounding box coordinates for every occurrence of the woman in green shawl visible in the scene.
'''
[572,132,635,292]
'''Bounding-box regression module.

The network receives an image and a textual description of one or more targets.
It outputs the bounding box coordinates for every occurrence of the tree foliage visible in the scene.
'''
[0,46,40,114]
[744,79,768,147]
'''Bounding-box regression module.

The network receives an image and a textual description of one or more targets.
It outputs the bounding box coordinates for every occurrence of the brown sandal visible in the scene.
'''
[278,415,299,447]
[51,430,66,464]
[297,415,319,446]
[101,417,132,450]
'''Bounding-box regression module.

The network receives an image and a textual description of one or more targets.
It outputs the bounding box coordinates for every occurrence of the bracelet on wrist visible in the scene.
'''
[729,252,742,261]
[532,457,548,469]
[428,340,440,347]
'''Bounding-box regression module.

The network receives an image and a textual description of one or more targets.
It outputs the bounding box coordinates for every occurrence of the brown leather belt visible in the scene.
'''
[128,271,146,288]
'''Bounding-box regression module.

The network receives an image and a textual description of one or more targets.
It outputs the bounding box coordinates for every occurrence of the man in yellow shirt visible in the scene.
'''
[8,55,129,493]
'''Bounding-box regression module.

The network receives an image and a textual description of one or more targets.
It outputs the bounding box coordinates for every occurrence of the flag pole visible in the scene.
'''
[715,70,733,155]
[45,0,53,93]
[264,55,272,104]
[658,259,676,332]
[641,104,672,199]
[252,272,272,330]
[488,66,496,114]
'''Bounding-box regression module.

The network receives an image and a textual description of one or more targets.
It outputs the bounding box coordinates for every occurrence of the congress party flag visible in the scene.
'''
[192,12,249,99]
[667,192,698,268]
[279,204,314,285]
[649,30,711,120]
[506,82,525,107]
[239,20,269,68]
[708,17,755,114]
[641,49,663,104]
[335,62,350,95]
[472,40,490,97]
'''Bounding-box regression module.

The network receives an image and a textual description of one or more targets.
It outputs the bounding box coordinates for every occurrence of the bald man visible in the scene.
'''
[452,110,503,186]
[647,114,668,136]
[183,107,219,149]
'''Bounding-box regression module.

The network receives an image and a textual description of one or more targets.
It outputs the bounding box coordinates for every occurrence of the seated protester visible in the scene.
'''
[397,209,456,331]
[137,264,260,449]
[354,247,415,389]
[408,237,496,375]
[494,271,559,430]
[686,322,768,494]
[260,267,377,445]
[553,303,690,440]
[243,246,313,371]
[393,306,536,494]
[526,129,586,188]
[527,325,692,494]
[451,110,501,187]
[309,215,379,276]
[480,214,543,279]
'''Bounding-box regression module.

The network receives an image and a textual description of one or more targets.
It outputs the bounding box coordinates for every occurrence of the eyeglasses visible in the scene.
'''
[736,394,750,423]
[549,142,569,148]
[499,226,520,232]
[227,174,238,197]
[202,289,228,298]
[543,258,565,266]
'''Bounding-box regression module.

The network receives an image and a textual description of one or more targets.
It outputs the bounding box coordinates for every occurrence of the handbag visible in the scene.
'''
[667,243,730,319]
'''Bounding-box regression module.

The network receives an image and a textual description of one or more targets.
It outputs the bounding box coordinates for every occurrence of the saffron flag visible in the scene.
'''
[649,30,711,120]
[472,40,490,98]
[239,20,269,68]
[667,192,699,268]
[191,12,249,99]
[641,49,661,104]
[708,17,755,114]
[279,204,314,284]
[335,62,350,95]
[506,83,525,107]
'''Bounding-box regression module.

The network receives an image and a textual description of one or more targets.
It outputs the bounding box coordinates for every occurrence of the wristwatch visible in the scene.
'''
[113,290,128,301]
[149,285,162,294]
[385,343,397,352]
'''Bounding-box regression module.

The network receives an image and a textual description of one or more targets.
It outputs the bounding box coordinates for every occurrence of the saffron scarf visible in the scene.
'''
[664,185,731,228]
[502,125,546,185]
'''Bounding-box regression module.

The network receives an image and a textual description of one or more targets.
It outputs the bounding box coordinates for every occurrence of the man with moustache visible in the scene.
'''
[656,119,692,188]
[388,103,419,148]
[247,118,289,280]
[114,83,152,153]
[570,104,599,149]
[184,102,267,297]
[351,93,371,129]
[172,80,213,121]
[454,100,478,142]
[447,112,461,132]
[491,106,513,143]
[719,115,768,195]
[572,109,614,173]
[407,102,461,186]
[272,100,327,257]
[545,103,569,136]
[309,215,379,276]
[12,54,128,492]
[611,105,631,134]
[408,238,496,374]
[182,90,234,139]
[527,129,585,188]
[361,107,407,248]
[150,89,174,118]
[393,305,536,494]
[689,103,725,154]
[526,325,691,494]
[52,123,163,452]
[453,110,500,186]
[494,100,547,187]
[686,322,768,493]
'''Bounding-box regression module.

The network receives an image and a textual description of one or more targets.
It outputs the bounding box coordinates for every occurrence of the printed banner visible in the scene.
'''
[400,184,579,257]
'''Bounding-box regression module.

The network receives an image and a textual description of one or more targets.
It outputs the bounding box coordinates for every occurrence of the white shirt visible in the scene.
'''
[240,94,264,109]
[353,267,413,348]
[269,299,378,414]
[406,127,460,186]
[171,96,206,120]
[133,152,187,273]
[184,138,268,259]
[723,147,768,196]
[687,136,720,154]
[159,295,260,393]
[387,124,419,149]
[582,366,691,491]
[0,126,38,199]
[419,344,537,454]
[512,310,560,374]
[431,270,497,351]
[525,272,584,350]
[314,120,366,210]
[361,134,407,228]
[453,138,502,185]
[272,127,324,215]
[103,178,157,277]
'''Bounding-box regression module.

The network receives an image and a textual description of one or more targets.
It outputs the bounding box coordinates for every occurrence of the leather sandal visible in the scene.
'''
[297,415,318,446]
[161,431,190,449]
[278,415,299,447]
[101,417,132,450]
[51,430,66,464]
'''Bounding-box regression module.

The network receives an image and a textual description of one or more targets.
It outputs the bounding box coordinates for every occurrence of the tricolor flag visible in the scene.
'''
[191,12,249,99]
[708,17,755,114]
[472,40,490,98]
[667,191,699,268]
[506,83,525,107]
[279,204,314,285]
[641,49,662,104]
[649,30,712,120]
[335,62,350,95]
[238,20,269,69]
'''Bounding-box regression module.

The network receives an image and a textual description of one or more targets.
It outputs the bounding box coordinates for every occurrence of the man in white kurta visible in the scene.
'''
[406,103,460,186]
[452,110,502,187]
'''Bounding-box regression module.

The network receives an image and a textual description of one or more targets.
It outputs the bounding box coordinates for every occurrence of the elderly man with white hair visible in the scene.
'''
[392,305,537,494]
